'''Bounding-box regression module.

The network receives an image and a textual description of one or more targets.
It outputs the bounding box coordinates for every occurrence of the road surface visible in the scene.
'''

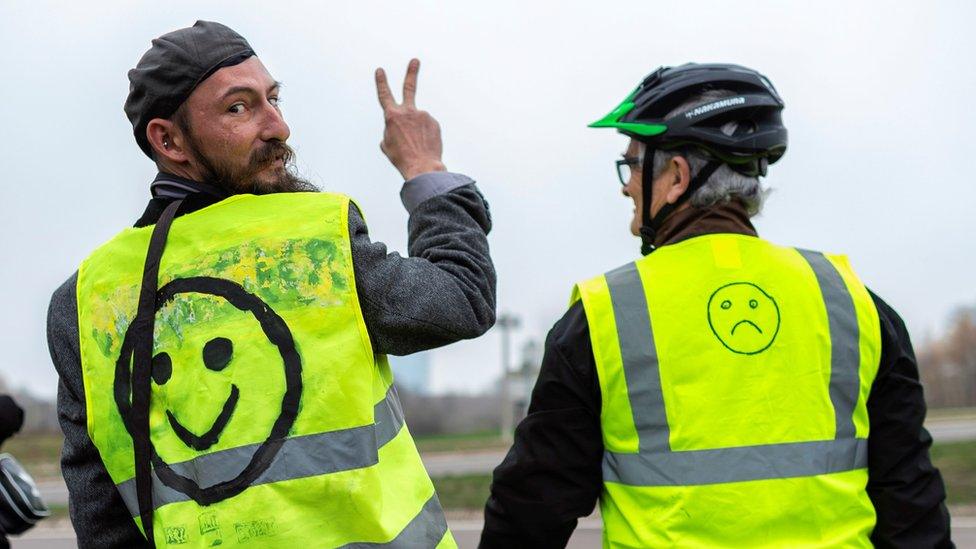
[928,416,976,443]
[12,516,976,548]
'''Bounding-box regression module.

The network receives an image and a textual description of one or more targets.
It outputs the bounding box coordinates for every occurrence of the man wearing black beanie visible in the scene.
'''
[47,20,493,548]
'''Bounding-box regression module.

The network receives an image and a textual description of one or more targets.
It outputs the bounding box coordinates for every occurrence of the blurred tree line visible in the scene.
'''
[918,306,976,408]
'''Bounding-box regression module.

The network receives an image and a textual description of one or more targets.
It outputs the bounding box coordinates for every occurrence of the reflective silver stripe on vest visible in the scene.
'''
[337,493,449,548]
[604,438,868,486]
[797,249,861,439]
[602,251,864,486]
[117,385,405,514]
[605,263,669,453]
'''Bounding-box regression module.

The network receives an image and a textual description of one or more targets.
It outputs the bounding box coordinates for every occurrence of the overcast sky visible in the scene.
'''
[2,1,974,399]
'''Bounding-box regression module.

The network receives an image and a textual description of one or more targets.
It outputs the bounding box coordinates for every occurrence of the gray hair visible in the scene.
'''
[644,89,769,216]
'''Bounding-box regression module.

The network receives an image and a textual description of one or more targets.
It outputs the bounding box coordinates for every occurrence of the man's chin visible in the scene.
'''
[251,170,285,193]
[248,169,319,195]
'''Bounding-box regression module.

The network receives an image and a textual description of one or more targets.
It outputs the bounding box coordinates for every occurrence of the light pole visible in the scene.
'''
[497,313,521,440]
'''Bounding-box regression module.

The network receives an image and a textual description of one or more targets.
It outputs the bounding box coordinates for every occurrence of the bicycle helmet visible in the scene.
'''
[590,63,787,254]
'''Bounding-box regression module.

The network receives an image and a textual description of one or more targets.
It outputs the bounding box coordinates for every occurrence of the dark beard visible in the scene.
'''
[187,134,318,195]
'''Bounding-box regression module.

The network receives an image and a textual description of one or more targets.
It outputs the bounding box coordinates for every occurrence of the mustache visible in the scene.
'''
[249,140,294,167]
[185,132,316,195]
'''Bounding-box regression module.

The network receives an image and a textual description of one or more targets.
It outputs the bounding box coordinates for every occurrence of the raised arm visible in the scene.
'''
[355,59,496,355]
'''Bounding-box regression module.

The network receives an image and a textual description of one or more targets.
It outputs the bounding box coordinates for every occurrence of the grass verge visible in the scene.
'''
[431,474,493,510]
[930,440,976,505]
[5,431,62,480]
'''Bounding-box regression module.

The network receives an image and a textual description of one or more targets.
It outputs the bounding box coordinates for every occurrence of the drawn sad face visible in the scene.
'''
[706,282,781,355]
[114,276,302,504]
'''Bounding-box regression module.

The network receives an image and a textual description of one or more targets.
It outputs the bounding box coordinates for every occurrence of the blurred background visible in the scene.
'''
[2,1,974,546]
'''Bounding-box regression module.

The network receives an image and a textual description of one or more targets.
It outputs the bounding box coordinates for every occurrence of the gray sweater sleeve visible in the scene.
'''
[46,175,495,545]
[47,274,149,548]
[351,177,496,355]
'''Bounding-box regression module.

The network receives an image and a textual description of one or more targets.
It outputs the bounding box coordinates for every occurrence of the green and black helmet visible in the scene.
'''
[590,63,788,254]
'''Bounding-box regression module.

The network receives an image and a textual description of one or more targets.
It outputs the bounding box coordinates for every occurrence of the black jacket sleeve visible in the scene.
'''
[481,293,954,548]
[480,302,603,549]
[866,291,953,548]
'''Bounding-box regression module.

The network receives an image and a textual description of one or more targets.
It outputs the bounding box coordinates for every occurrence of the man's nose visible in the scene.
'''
[259,101,290,142]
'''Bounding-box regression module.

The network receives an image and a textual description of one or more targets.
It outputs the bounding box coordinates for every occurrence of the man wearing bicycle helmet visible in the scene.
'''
[479,64,953,548]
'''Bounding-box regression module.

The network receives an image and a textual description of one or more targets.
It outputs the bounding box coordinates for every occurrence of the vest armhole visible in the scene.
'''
[568,284,582,307]
[76,258,98,439]
[339,195,377,366]
[348,196,367,225]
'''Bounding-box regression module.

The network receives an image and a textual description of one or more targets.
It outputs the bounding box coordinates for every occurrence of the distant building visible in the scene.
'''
[389,352,432,395]
[507,340,542,424]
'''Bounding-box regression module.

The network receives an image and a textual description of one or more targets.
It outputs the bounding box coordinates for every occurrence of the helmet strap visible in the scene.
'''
[638,148,722,255]
[638,148,657,255]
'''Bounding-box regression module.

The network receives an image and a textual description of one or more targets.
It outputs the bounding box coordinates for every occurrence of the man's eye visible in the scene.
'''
[269,96,281,107]
[228,103,245,114]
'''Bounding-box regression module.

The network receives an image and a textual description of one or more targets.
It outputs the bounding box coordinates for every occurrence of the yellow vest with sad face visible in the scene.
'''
[572,234,881,548]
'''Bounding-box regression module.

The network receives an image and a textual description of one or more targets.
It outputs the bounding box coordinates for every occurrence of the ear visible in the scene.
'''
[665,155,692,204]
[146,118,191,164]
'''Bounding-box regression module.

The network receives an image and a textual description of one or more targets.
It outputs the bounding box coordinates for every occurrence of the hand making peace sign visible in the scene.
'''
[375,59,446,181]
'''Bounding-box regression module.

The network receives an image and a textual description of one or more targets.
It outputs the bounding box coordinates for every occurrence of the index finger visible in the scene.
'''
[375,67,396,110]
[402,58,420,107]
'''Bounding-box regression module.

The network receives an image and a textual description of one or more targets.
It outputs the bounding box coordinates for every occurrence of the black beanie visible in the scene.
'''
[124,21,255,159]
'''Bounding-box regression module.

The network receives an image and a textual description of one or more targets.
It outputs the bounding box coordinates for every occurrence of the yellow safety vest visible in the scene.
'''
[77,192,456,548]
[572,233,881,548]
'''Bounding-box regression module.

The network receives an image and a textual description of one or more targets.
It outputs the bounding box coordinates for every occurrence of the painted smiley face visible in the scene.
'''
[706,282,781,355]
[115,276,302,504]
[150,336,239,451]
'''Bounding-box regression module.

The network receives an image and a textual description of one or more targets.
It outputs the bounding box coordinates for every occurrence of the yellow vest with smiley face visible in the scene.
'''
[571,233,881,548]
[76,192,455,548]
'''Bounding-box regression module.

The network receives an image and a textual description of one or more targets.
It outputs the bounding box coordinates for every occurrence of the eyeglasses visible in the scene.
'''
[615,156,642,186]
